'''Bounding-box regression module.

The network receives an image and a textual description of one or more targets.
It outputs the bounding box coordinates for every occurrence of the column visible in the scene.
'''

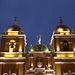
[18,64,24,75]
[56,39,60,51]
[0,64,2,75]
[19,38,23,52]
[55,64,61,75]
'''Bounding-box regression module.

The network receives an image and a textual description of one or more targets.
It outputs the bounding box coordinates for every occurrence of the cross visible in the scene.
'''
[14,17,17,21]
[59,16,62,19]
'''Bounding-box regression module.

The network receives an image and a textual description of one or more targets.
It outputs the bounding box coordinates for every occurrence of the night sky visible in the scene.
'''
[0,0,75,52]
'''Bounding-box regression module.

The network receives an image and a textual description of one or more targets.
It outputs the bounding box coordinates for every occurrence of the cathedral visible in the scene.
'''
[0,17,75,75]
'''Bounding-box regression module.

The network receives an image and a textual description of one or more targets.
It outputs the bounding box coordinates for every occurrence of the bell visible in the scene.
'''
[11,43,14,48]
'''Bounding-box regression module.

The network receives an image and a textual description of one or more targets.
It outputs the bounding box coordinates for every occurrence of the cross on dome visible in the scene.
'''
[59,16,63,25]
[13,17,17,25]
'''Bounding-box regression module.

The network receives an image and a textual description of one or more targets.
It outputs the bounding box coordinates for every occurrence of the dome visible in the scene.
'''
[30,44,49,51]
[6,18,24,33]
[53,25,71,34]
[7,25,23,32]
[30,35,49,51]
[53,17,71,34]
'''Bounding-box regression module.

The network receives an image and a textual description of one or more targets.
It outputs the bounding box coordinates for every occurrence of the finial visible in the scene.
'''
[14,17,17,21]
[59,16,62,19]
[37,35,41,44]
[13,17,17,25]
[4,28,5,31]
[3,28,6,33]
[59,16,63,25]
[72,29,74,33]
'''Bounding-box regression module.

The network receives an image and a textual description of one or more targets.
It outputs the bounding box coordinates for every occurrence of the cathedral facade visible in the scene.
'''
[0,18,75,75]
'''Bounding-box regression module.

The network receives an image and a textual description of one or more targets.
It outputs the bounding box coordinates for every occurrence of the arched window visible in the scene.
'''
[63,40,69,51]
[9,40,16,52]
[3,73,16,75]
[36,57,43,68]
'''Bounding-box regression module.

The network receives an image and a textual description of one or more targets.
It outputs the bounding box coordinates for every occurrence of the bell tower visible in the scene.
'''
[50,17,75,75]
[51,17,72,52]
[0,18,26,53]
[0,18,27,75]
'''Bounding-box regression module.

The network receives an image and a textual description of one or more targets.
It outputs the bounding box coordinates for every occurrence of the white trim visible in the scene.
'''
[55,51,74,53]
[26,70,35,72]
[1,34,26,38]
[16,62,25,64]
[53,34,75,36]
[55,37,75,38]
[45,69,54,72]
[7,31,19,32]
[35,68,45,70]
[0,62,24,64]
[1,34,26,36]
[0,52,24,53]
[29,57,34,58]
[54,57,75,59]
[28,51,51,54]
[55,62,75,64]
[26,69,54,72]
[0,57,25,60]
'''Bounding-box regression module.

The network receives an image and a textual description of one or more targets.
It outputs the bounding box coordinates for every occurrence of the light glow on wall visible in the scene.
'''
[31,48,34,51]
[57,28,63,32]
[4,54,15,57]
[19,46,22,52]
[8,31,18,35]
[10,40,15,42]
[37,61,42,68]
[45,48,49,51]
[48,58,51,68]
[31,62,33,67]
[73,48,75,51]
[60,32,70,35]
[30,68,33,70]
[56,52,74,57]
[18,54,22,57]
[48,63,51,67]
[4,53,23,57]
[38,63,42,68]
[57,46,60,51]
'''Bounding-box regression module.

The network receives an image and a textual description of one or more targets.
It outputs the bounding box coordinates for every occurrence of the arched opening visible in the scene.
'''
[9,40,16,52]
[63,40,69,51]
[3,73,16,75]
[36,57,43,68]
[3,64,17,75]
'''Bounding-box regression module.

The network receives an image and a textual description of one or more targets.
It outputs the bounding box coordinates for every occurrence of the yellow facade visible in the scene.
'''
[50,18,75,75]
[0,18,75,75]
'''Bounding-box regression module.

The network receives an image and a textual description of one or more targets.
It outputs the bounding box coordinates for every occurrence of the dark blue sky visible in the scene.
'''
[0,0,75,52]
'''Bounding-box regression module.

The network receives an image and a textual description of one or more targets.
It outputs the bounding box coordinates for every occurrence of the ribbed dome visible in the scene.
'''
[7,25,23,32]
[30,44,49,51]
[53,25,71,34]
